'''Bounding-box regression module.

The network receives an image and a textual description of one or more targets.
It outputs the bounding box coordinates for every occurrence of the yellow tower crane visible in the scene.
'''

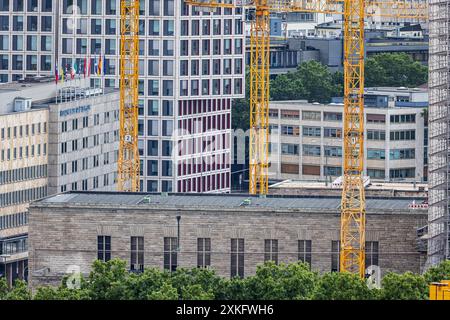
[119,0,141,192]
[185,0,426,277]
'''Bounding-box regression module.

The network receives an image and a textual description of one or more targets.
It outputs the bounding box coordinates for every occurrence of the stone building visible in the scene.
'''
[28,192,427,288]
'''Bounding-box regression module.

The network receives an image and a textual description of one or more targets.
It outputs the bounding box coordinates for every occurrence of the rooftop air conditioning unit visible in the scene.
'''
[13,98,32,112]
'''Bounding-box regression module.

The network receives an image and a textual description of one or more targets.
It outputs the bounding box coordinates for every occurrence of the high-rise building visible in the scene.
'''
[0,0,246,193]
[427,0,449,266]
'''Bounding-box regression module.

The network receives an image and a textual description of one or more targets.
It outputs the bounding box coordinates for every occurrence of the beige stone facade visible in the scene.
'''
[28,192,427,289]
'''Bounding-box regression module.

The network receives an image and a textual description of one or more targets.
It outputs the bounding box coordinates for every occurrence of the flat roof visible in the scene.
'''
[270,180,428,191]
[32,191,427,213]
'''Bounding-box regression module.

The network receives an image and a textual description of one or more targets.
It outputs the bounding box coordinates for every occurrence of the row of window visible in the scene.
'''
[177,171,230,193]
[60,172,116,193]
[278,126,417,142]
[0,54,51,72]
[1,143,47,161]
[0,211,28,230]
[97,236,379,278]
[0,185,47,208]
[61,112,118,133]
[0,236,28,256]
[58,0,242,17]
[60,132,118,154]
[60,151,117,176]
[271,110,417,124]
[0,15,52,32]
[61,16,242,36]
[367,148,416,160]
[0,164,47,185]
[280,162,416,179]
[1,122,46,139]
[0,0,52,13]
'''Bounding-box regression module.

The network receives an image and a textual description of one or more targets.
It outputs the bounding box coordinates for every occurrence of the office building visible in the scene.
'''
[0,77,119,285]
[268,93,427,182]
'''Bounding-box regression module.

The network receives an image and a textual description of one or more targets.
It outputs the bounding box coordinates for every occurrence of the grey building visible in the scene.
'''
[29,192,427,288]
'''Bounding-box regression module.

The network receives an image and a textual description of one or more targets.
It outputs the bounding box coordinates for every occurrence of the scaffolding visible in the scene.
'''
[427,0,450,267]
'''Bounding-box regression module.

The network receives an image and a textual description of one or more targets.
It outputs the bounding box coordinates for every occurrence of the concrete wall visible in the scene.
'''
[28,203,427,288]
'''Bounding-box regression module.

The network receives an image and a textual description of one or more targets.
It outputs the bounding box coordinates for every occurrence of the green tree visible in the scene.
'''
[244,261,319,300]
[5,280,31,300]
[365,53,428,87]
[181,284,214,300]
[270,72,306,101]
[313,272,375,300]
[0,277,8,300]
[85,259,131,300]
[147,282,179,300]
[424,260,450,283]
[380,272,428,300]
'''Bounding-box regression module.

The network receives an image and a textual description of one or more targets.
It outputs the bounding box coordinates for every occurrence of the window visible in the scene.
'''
[390,149,415,160]
[331,240,340,272]
[365,241,379,267]
[302,111,321,121]
[303,145,321,157]
[324,128,342,138]
[197,238,211,268]
[231,238,244,278]
[164,237,178,272]
[367,130,386,141]
[389,168,415,179]
[303,127,321,137]
[367,114,386,123]
[390,114,416,123]
[389,130,416,141]
[298,240,312,266]
[324,166,342,176]
[367,149,385,160]
[97,236,111,262]
[131,236,144,272]
[264,239,278,264]
[324,112,342,121]
[281,143,299,155]
[367,169,385,179]
[324,146,342,158]
[281,125,299,136]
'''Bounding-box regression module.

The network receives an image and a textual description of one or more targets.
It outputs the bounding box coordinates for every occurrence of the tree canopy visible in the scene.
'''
[2,259,450,300]
[365,53,428,88]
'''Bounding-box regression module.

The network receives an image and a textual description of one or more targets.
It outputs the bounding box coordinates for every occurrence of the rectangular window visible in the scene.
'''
[131,236,144,272]
[298,240,312,266]
[365,241,379,267]
[97,235,111,262]
[231,238,244,278]
[197,238,211,268]
[264,239,278,264]
[331,240,340,272]
[164,237,178,272]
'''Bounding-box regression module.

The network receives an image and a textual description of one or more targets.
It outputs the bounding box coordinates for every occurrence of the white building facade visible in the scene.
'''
[268,100,427,183]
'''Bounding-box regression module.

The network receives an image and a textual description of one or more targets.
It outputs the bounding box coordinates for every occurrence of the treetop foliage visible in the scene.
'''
[1,259,449,300]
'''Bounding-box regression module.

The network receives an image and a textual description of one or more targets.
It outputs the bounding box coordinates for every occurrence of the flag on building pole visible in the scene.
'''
[83,57,87,78]
[60,66,65,83]
[94,56,98,76]
[103,54,106,76]
[97,55,103,76]
[55,63,59,85]
[70,59,76,80]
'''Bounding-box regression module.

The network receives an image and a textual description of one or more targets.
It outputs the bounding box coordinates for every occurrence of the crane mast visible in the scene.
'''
[249,4,271,195]
[118,0,140,192]
[340,0,366,277]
